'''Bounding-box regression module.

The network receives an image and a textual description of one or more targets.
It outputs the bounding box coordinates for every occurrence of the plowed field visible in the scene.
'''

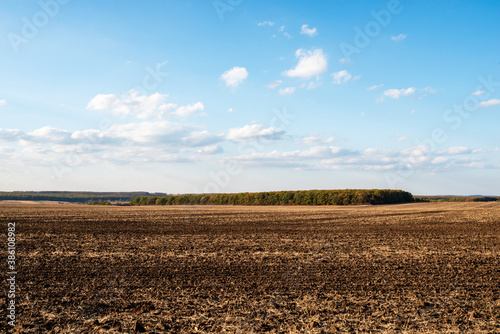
[1,202,499,333]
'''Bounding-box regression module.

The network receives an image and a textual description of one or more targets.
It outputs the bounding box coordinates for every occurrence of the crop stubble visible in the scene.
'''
[1,202,499,333]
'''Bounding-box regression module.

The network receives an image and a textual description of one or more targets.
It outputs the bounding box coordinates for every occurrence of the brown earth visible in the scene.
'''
[1,202,499,333]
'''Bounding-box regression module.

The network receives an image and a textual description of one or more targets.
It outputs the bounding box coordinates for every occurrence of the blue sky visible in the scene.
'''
[1,0,499,195]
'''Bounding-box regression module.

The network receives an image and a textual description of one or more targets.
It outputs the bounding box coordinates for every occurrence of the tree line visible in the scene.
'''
[415,196,499,203]
[0,191,167,203]
[129,189,415,206]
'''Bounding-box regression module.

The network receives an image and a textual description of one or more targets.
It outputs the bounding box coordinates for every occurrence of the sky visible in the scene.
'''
[1,0,499,195]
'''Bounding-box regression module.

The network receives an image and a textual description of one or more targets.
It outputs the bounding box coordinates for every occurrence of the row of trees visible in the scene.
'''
[130,189,414,206]
[88,200,111,205]
[415,196,499,203]
[0,191,167,203]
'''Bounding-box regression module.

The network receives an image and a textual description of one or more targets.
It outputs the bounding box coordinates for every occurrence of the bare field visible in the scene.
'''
[1,203,500,333]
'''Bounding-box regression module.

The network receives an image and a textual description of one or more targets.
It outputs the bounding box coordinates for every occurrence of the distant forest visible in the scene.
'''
[1,190,497,206]
[414,196,500,203]
[0,191,167,203]
[130,189,415,206]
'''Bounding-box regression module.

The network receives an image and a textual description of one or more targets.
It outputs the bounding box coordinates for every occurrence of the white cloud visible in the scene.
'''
[6,121,222,162]
[0,100,6,106]
[283,49,327,78]
[397,136,407,142]
[421,86,437,94]
[0,129,24,142]
[87,90,204,119]
[232,146,355,162]
[447,146,471,155]
[182,130,220,147]
[173,102,204,117]
[267,80,282,89]
[220,66,248,87]
[227,107,233,113]
[377,87,416,102]
[478,99,500,107]
[400,145,430,157]
[279,87,296,95]
[363,148,398,156]
[27,126,72,144]
[71,129,105,143]
[386,87,415,99]
[226,124,286,142]
[367,84,384,91]
[299,146,352,158]
[107,121,191,144]
[300,24,317,37]
[391,33,407,42]
[338,58,351,64]
[87,93,116,110]
[197,144,223,155]
[471,90,485,96]
[303,135,335,146]
[332,70,359,84]
[155,60,168,69]
[432,157,448,164]
[257,21,275,26]
[305,80,319,90]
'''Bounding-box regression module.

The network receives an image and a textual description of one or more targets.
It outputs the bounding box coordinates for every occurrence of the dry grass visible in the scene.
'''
[1,202,499,333]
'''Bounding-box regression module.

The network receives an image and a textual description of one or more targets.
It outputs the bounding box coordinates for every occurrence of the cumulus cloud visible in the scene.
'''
[197,144,223,155]
[279,87,296,95]
[283,49,327,78]
[478,99,500,107]
[377,87,422,102]
[232,146,355,161]
[173,102,205,117]
[87,90,204,119]
[385,87,415,99]
[257,21,275,26]
[0,100,6,106]
[278,25,292,38]
[107,121,191,144]
[267,80,282,89]
[471,90,485,96]
[305,80,319,90]
[303,135,335,146]
[367,84,384,91]
[332,70,359,84]
[299,146,354,158]
[446,146,471,155]
[397,136,407,142]
[181,130,220,147]
[27,126,72,144]
[0,129,24,142]
[220,66,248,87]
[300,24,317,37]
[391,33,407,42]
[431,156,448,164]
[226,124,286,142]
